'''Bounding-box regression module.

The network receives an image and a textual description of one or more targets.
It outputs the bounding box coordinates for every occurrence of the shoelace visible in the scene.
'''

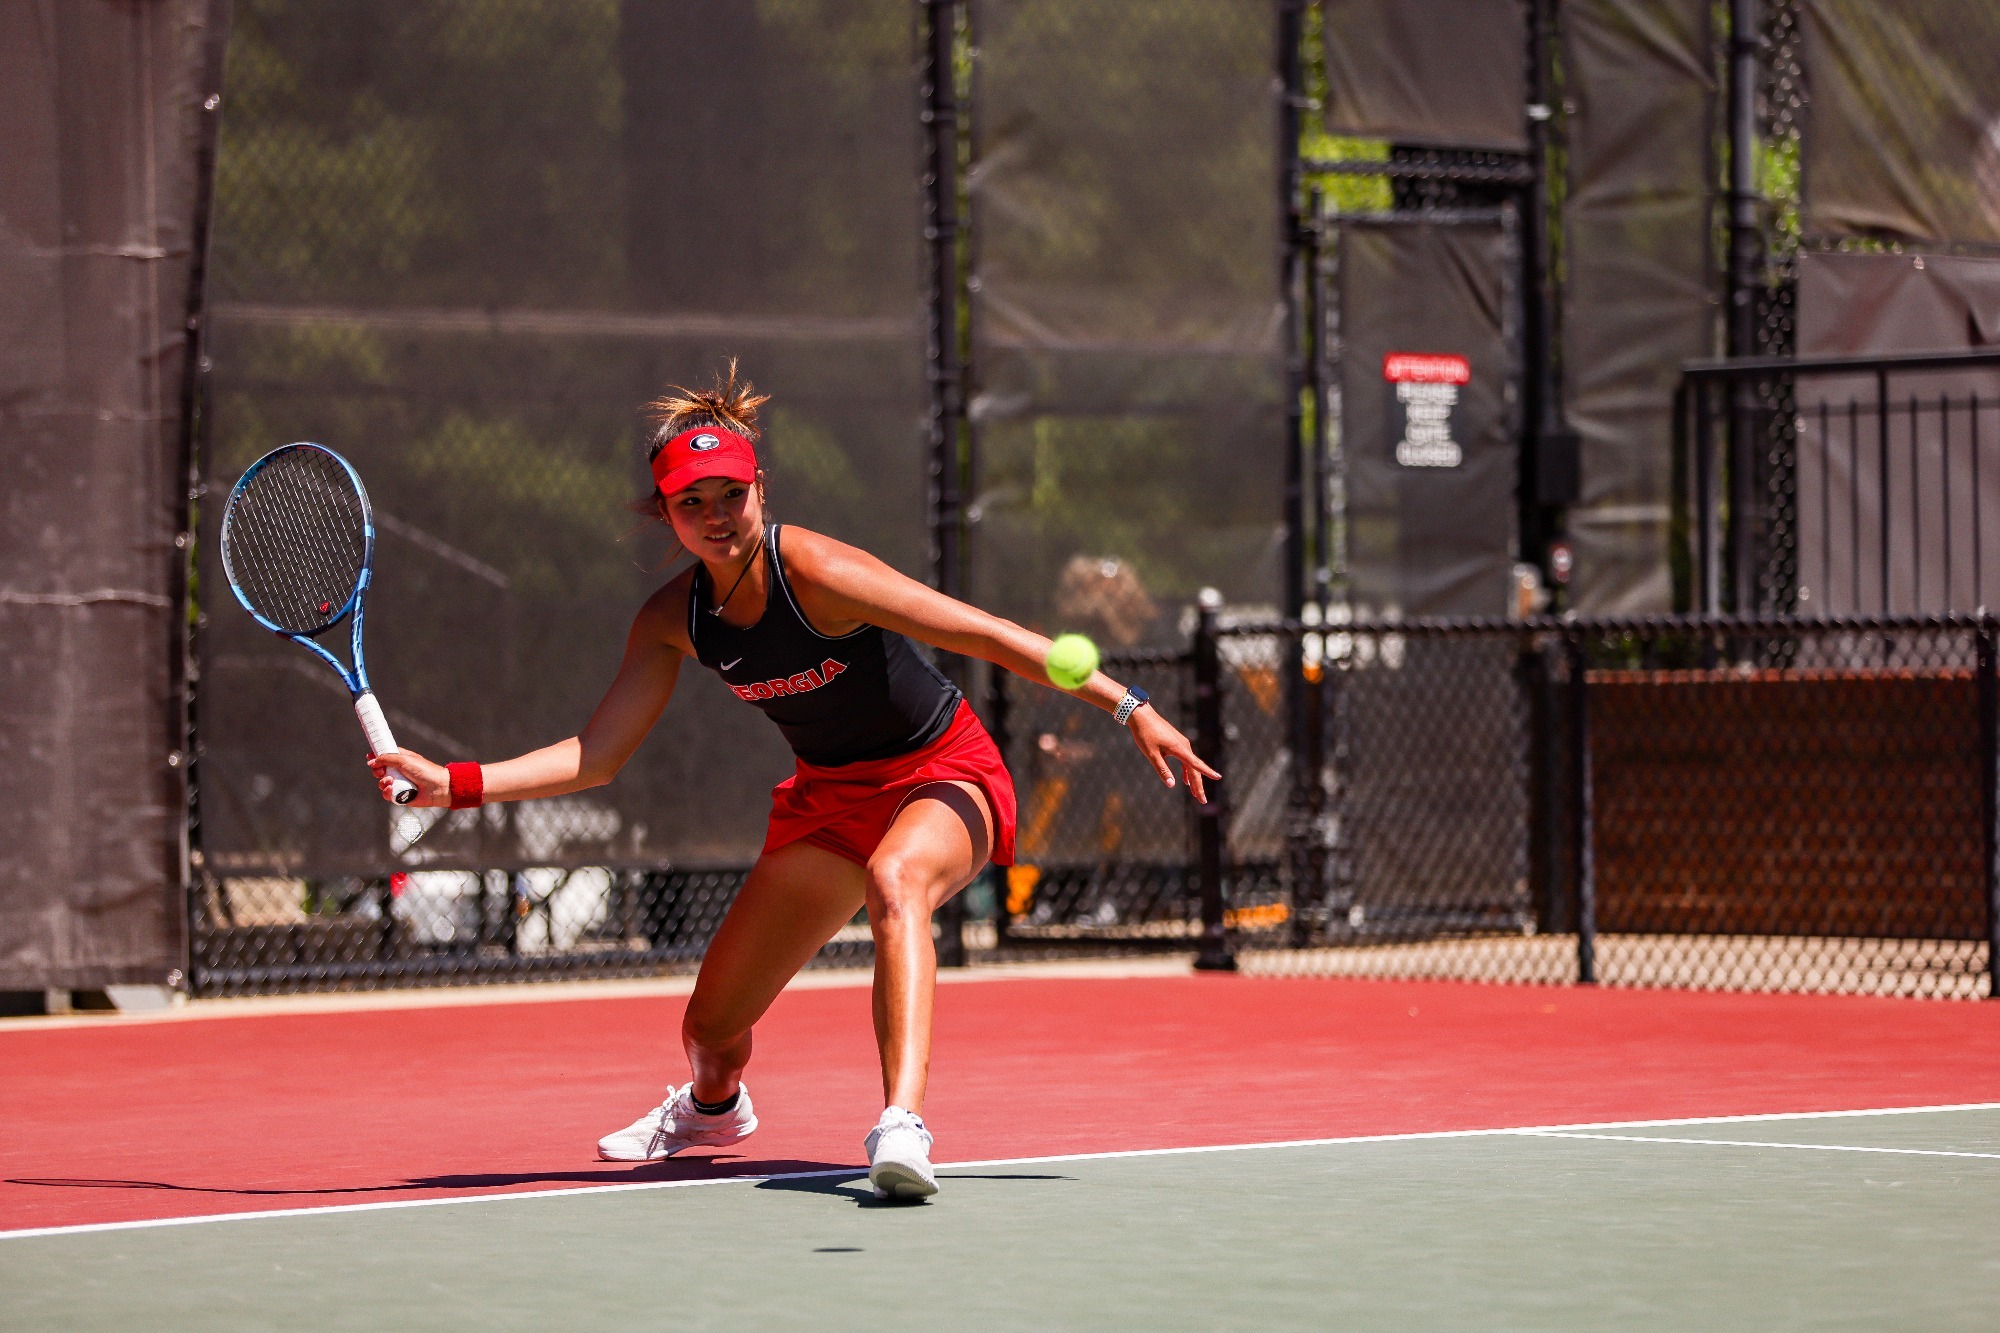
[646,1086,695,1156]
[877,1108,928,1143]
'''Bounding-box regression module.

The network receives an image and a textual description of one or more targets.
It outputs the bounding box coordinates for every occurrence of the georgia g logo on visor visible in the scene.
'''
[688,433,722,451]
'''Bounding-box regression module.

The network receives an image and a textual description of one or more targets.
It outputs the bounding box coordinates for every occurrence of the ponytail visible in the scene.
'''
[645,358,770,459]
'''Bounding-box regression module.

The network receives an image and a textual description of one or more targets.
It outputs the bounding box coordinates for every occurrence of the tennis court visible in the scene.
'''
[8,969,2000,1327]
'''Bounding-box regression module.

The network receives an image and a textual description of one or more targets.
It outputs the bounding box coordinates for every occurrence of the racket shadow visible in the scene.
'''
[6,1158,857,1200]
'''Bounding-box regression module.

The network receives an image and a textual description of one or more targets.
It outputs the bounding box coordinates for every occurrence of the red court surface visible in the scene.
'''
[6,973,2000,1233]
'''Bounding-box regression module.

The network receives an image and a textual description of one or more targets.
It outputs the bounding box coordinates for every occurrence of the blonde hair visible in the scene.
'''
[645,358,769,459]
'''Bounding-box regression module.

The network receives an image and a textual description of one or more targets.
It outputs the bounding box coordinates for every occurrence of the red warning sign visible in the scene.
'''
[1382,353,1471,385]
[1383,352,1469,468]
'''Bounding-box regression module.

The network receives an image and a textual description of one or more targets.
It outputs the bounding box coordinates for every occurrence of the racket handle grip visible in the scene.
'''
[354,691,418,805]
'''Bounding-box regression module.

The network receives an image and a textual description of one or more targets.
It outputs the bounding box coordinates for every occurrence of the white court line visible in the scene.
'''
[4,1101,1998,1243]
[1527,1131,2000,1161]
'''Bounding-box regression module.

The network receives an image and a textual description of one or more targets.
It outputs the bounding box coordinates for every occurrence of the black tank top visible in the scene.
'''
[686,524,961,766]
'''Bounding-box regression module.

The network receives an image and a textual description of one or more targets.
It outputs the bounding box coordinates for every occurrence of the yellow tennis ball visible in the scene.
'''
[1044,633,1100,690]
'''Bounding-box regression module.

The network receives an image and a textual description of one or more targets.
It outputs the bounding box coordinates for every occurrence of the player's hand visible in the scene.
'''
[1128,707,1220,805]
[367,748,450,806]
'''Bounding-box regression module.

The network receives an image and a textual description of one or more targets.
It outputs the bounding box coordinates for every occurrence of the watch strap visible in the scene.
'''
[1114,687,1149,726]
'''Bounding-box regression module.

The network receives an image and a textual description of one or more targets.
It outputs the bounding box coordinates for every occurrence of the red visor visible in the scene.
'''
[652,426,759,497]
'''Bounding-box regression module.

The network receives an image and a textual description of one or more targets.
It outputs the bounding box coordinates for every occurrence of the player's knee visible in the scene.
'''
[866,856,933,924]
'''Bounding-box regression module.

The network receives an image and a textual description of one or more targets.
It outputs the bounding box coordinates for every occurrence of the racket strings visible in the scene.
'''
[222,449,369,636]
[249,456,367,626]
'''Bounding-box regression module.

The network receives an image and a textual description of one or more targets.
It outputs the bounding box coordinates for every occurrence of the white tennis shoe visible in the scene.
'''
[596,1083,758,1162]
[865,1105,938,1200]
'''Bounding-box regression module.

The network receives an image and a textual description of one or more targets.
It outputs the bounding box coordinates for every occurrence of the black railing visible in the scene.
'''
[1680,348,2000,616]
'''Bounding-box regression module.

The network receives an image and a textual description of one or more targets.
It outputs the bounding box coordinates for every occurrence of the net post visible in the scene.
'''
[1567,631,1597,984]
[1194,590,1237,972]
[1979,619,1998,998]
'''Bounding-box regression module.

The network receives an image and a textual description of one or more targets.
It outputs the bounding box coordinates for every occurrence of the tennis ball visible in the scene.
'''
[1045,633,1100,690]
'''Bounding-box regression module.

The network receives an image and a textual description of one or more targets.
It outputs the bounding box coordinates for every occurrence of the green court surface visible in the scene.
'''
[7,1106,1999,1329]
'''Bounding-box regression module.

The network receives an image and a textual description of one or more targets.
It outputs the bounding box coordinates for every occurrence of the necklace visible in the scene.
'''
[708,529,765,618]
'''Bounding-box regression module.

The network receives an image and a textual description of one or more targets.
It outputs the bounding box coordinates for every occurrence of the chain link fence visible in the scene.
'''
[981,652,1199,955]
[1236,624,1558,982]
[202,598,2000,1000]
[190,868,806,995]
[1572,616,1993,997]
[1747,0,1809,613]
[983,610,2000,1000]
[179,2,2000,1004]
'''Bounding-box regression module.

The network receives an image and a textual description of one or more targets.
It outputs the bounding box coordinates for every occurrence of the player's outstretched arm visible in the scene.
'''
[367,581,689,806]
[780,528,1220,802]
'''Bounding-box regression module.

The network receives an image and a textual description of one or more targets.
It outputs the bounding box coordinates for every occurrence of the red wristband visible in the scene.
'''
[447,762,484,810]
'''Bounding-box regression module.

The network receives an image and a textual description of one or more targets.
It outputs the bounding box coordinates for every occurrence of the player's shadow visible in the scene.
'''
[6,1158,857,1200]
[756,1171,1073,1208]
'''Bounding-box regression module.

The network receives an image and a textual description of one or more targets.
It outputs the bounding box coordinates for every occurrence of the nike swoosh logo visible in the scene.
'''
[720,657,742,671]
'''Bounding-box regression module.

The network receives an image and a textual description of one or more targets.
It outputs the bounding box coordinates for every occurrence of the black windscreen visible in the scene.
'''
[199,0,928,874]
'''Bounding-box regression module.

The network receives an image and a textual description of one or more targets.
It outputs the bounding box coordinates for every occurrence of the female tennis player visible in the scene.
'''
[368,366,1217,1199]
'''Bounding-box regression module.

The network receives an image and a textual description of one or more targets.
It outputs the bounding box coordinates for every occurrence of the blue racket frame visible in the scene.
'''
[222,442,381,697]
[223,442,416,804]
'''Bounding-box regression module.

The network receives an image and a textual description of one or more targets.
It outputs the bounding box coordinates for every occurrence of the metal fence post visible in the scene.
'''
[1297,646,1325,948]
[1877,368,1892,613]
[174,1,232,1001]
[1693,378,1719,614]
[1728,384,1756,614]
[1979,621,1999,998]
[921,0,968,968]
[1521,635,1561,932]
[1276,0,1311,963]
[1193,591,1236,971]
[1567,632,1597,984]
[1299,178,1328,950]
[1724,0,1762,613]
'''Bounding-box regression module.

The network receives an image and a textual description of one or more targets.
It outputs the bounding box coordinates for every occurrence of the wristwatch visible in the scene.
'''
[1114,686,1151,726]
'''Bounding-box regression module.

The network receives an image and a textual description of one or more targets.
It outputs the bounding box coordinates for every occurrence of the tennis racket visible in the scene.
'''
[220,442,418,804]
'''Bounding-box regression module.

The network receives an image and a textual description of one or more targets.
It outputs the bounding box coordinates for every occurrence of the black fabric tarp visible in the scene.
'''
[1321,0,1529,153]
[0,0,223,987]
[1801,1,2000,248]
[1338,219,1518,617]
[967,0,1283,643]
[1559,0,1714,612]
[197,0,927,876]
[1798,252,2000,357]
[1792,250,2000,614]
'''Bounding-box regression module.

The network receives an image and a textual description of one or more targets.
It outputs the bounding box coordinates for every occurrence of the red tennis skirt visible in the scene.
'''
[763,700,1017,868]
